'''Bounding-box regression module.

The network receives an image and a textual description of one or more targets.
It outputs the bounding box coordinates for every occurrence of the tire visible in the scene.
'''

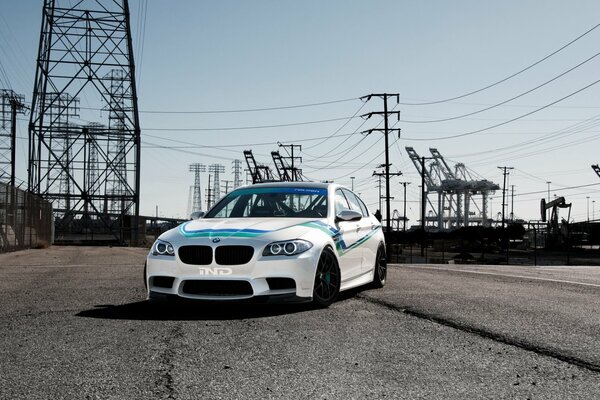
[312,247,341,308]
[143,262,148,290]
[370,244,387,288]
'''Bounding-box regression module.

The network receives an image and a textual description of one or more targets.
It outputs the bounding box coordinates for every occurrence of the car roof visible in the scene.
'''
[236,181,342,191]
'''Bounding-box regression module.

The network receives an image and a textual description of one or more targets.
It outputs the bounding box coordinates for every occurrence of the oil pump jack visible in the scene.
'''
[541,196,571,249]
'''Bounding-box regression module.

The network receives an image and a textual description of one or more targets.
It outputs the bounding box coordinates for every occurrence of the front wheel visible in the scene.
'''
[370,244,387,288]
[143,262,148,290]
[312,247,341,308]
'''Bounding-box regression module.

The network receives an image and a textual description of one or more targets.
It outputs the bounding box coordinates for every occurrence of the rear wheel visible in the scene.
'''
[312,247,340,308]
[370,244,387,288]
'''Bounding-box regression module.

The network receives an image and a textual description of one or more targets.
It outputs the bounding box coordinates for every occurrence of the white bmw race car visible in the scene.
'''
[145,182,387,307]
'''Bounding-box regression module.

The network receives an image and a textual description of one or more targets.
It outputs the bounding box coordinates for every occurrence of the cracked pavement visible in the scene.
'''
[1,247,599,399]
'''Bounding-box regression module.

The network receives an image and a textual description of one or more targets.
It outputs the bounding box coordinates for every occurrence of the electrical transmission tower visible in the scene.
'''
[189,163,206,212]
[83,122,106,216]
[28,0,141,244]
[208,164,225,206]
[0,90,25,186]
[232,159,243,188]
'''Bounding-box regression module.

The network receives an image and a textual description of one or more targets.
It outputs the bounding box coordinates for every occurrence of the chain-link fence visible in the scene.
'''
[0,182,53,253]
[385,225,600,266]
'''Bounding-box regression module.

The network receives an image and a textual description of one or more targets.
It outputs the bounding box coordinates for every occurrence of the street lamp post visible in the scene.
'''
[399,181,411,232]
[587,196,590,222]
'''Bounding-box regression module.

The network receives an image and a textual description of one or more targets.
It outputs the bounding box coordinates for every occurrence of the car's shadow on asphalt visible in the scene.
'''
[75,288,365,321]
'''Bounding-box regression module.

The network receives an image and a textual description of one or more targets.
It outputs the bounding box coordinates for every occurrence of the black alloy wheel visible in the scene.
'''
[312,247,341,307]
[371,244,387,288]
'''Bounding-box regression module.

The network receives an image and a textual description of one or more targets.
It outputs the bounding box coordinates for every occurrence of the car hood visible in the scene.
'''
[167,217,332,240]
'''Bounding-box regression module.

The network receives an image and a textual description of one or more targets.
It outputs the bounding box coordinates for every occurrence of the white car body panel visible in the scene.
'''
[146,182,385,303]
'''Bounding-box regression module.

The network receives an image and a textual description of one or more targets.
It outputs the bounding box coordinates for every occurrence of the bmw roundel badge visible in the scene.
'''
[212,238,221,243]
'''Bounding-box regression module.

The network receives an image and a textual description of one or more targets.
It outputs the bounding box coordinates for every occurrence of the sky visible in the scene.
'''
[1,0,600,225]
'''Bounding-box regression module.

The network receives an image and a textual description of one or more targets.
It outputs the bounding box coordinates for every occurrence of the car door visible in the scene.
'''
[334,189,362,281]
[342,189,376,272]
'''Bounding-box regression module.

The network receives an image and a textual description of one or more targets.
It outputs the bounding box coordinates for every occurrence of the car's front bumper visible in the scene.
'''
[146,247,320,301]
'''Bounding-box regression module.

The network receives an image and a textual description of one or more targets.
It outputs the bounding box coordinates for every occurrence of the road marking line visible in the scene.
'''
[397,265,600,288]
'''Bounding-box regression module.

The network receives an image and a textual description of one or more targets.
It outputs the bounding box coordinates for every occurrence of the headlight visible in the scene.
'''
[152,239,175,256]
[263,239,313,256]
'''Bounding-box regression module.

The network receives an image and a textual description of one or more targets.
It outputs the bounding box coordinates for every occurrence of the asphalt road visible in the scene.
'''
[1,246,600,399]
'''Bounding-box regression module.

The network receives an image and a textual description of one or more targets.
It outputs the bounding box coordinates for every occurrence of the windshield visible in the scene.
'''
[204,187,328,218]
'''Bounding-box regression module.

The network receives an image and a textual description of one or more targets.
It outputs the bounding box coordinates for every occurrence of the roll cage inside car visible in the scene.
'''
[204,188,328,218]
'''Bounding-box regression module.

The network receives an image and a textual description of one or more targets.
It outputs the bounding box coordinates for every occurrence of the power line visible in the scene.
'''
[446,113,600,159]
[302,102,398,160]
[302,101,367,151]
[143,115,360,131]
[399,22,600,106]
[142,130,368,148]
[303,134,372,171]
[496,182,600,198]
[80,97,358,114]
[402,77,600,141]
[400,48,600,123]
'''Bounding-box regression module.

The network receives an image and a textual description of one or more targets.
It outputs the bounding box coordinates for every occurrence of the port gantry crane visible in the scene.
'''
[406,147,499,231]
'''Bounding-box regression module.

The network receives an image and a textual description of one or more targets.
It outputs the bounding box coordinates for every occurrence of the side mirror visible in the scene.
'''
[190,211,205,220]
[336,210,362,222]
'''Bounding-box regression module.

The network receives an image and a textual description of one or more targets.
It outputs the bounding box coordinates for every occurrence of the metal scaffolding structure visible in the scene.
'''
[28,0,141,244]
[406,147,499,231]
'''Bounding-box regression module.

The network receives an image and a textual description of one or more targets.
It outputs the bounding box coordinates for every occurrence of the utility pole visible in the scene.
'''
[350,176,355,191]
[497,166,513,229]
[510,185,515,221]
[223,180,233,195]
[361,93,401,234]
[421,157,426,256]
[373,167,401,223]
[587,196,590,222]
[373,171,384,212]
[278,142,302,181]
[399,181,411,232]
[546,181,551,201]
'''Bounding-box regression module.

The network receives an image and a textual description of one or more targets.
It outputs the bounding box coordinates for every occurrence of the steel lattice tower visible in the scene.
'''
[0,90,25,184]
[83,122,105,216]
[232,159,243,189]
[189,163,206,211]
[0,91,11,181]
[208,164,225,207]
[28,0,141,243]
[104,69,131,215]
[42,93,79,216]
